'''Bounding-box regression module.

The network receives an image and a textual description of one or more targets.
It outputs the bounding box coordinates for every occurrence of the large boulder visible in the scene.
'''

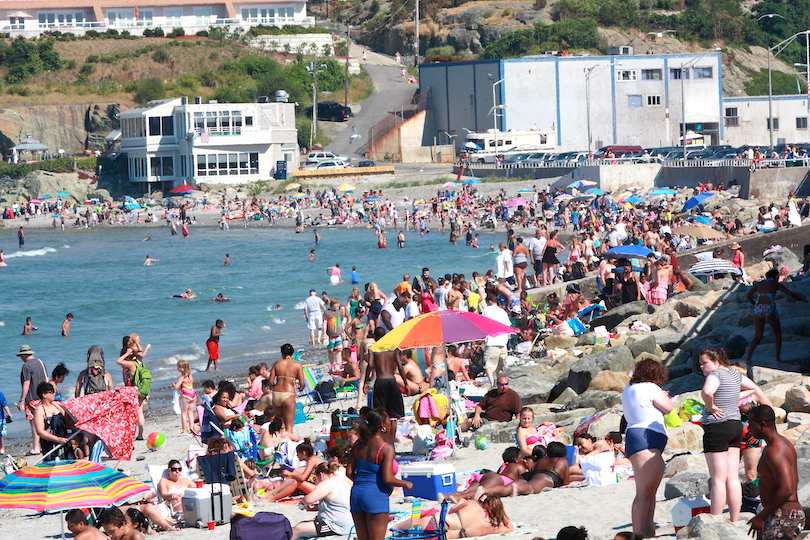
[567,390,623,411]
[589,301,653,331]
[723,335,749,360]
[535,407,596,428]
[566,345,635,393]
[588,370,630,392]
[664,471,710,499]
[676,513,750,540]
[551,386,578,405]
[502,365,557,405]
[472,418,519,443]
[628,335,658,359]
[664,453,709,478]
[787,412,810,429]
[752,366,799,385]
[761,382,795,409]
[664,373,705,395]
[638,308,682,330]
[783,386,810,413]
[544,335,579,350]
[578,408,622,437]
[666,422,704,452]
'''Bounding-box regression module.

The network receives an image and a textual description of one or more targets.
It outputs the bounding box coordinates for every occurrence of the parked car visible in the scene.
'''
[305,150,350,165]
[302,160,351,170]
[551,151,589,164]
[306,101,352,122]
[357,160,376,167]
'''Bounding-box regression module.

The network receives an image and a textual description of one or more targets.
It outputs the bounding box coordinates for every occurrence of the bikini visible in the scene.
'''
[753,279,778,319]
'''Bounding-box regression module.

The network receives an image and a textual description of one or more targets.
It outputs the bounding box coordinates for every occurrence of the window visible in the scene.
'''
[628,95,643,107]
[165,9,182,26]
[193,7,212,25]
[798,117,808,130]
[670,68,689,80]
[122,117,146,138]
[641,69,662,81]
[725,107,739,127]
[647,95,661,106]
[693,67,713,79]
[767,118,779,130]
[196,152,259,176]
[617,70,637,82]
[150,156,174,177]
[148,116,175,136]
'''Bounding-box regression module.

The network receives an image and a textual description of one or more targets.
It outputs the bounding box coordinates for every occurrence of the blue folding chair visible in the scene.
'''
[389,499,449,540]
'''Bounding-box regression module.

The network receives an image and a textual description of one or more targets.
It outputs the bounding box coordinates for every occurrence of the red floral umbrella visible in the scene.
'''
[170,183,196,193]
[62,387,139,461]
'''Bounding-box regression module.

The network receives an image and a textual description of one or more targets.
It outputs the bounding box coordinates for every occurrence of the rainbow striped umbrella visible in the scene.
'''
[0,460,150,512]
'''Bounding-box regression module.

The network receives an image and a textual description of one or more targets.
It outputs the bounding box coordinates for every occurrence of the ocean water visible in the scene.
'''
[0,221,500,440]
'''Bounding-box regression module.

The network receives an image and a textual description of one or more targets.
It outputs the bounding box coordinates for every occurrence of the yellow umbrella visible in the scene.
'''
[338,184,356,192]
[284,183,301,191]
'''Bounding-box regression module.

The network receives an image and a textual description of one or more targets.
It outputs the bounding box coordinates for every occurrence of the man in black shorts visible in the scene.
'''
[365,327,407,442]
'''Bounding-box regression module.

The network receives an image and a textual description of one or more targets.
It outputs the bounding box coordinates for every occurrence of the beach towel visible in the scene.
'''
[412,388,450,426]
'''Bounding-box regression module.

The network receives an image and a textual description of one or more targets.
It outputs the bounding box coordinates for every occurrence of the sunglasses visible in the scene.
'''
[169,467,182,472]
[498,382,509,387]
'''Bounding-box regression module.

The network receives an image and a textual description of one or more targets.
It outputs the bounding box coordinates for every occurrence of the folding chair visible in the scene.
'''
[389,499,448,540]
[299,364,338,414]
[200,399,224,443]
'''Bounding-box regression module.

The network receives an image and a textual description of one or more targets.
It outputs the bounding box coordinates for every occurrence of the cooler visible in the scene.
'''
[401,463,456,501]
[671,495,710,531]
[181,485,233,526]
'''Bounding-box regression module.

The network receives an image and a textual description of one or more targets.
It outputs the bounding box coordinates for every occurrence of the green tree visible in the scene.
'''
[133,77,166,103]
[744,68,807,97]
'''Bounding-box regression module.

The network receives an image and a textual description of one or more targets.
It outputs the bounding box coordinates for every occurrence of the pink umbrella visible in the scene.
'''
[506,198,528,207]
[370,311,516,352]
[62,387,139,461]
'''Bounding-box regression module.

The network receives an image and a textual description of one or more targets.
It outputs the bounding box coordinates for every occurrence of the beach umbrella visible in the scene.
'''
[516,189,533,193]
[169,183,196,194]
[650,188,677,196]
[571,194,595,202]
[40,194,53,199]
[623,196,647,204]
[585,187,603,195]
[555,194,574,200]
[56,191,72,197]
[364,196,380,202]
[62,387,139,461]
[442,182,458,188]
[672,223,724,240]
[688,215,713,226]
[370,311,516,352]
[29,199,42,204]
[291,193,308,199]
[284,182,301,191]
[338,184,356,192]
[463,179,481,185]
[567,180,597,189]
[506,198,528,207]
[682,193,714,212]
[462,141,481,150]
[688,259,741,277]
[600,245,654,259]
[122,196,141,211]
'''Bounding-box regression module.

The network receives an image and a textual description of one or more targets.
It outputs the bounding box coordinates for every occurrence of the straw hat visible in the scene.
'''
[16,345,34,356]
[730,242,741,250]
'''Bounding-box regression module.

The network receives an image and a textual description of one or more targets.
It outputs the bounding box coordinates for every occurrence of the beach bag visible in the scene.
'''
[134,361,152,399]
[314,381,336,403]
[230,512,292,540]
[664,409,682,429]
[682,398,705,416]
[84,345,107,395]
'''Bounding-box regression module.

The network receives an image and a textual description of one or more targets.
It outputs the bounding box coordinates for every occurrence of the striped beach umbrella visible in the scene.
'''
[0,460,150,512]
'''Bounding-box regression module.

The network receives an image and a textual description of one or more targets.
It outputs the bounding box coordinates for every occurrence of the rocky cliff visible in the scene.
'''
[0,103,122,160]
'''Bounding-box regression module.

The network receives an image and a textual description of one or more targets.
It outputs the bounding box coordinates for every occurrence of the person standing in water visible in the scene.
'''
[314,229,321,245]
[18,226,25,247]
[328,263,343,285]
[62,313,73,337]
[22,317,37,335]
[144,255,159,266]
[205,319,226,371]
[397,231,405,249]
[224,253,230,266]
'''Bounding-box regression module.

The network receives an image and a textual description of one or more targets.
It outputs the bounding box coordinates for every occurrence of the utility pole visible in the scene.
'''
[344,25,350,107]
[308,51,327,142]
[414,0,419,66]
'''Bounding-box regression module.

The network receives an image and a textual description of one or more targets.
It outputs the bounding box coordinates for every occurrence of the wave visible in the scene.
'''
[294,301,307,310]
[61,245,70,249]
[261,325,272,331]
[6,247,58,258]
[270,317,286,324]
[0,321,4,327]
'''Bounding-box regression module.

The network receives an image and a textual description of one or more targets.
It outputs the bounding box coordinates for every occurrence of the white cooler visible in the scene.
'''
[401,463,456,501]
[181,485,233,526]
[671,495,710,531]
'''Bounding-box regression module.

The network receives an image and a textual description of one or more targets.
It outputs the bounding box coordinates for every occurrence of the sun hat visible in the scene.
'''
[730,242,741,249]
[16,345,34,356]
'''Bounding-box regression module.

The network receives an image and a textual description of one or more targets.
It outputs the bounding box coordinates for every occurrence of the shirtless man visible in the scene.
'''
[366,329,408,441]
[644,227,660,249]
[98,507,144,540]
[157,459,196,513]
[747,405,805,540]
[355,327,380,408]
[212,293,231,302]
[598,257,616,293]
[224,253,230,266]
[178,288,196,299]
[22,317,37,335]
[144,255,159,266]
[62,313,73,337]
[268,343,304,433]
[205,319,226,371]
[66,509,108,540]
[394,353,429,396]
[448,280,465,310]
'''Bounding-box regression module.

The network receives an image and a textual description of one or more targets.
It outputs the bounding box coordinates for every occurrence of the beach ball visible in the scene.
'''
[475,436,490,450]
[146,432,166,451]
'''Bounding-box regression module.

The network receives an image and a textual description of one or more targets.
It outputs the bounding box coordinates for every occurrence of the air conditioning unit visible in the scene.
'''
[608,46,634,56]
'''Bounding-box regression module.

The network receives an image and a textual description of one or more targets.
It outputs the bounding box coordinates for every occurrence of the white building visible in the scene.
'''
[120,96,299,191]
[419,53,810,152]
[0,0,313,38]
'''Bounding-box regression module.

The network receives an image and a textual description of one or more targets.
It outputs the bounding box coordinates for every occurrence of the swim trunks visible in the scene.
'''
[327,336,344,352]
[372,378,404,419]
[625,427,668,457]
[206,339,219,360]
[308,315,324,330]
[764,507,805,540]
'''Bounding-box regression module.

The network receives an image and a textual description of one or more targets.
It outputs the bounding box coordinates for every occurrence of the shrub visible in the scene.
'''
[86,54,100,63]
[535,0,547,8]
[196,30,209,37]
[152,48,170,63]
[483,10,493,18]
[425,45,455,57]
[167,27,186,38]
[503,8,511,16]
[8,84,31,96]
[85,30,100,38]
[143,27,165,37]
[133,77,166,103]
[66,59,77,69]
[80,63,95,75]
[370,0,380,14]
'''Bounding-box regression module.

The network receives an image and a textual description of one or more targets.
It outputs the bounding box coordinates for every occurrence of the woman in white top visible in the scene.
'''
[291,461,354,540]
[621,359,672,539]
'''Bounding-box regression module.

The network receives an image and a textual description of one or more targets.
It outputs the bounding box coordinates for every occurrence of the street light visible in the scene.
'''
[583,62,620,155]
[766,28,809,150]
[679,48,721,159]
[306,53,328,142]
[487,74,507,153]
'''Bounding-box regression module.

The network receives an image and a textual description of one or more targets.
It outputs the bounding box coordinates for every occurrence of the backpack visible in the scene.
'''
[314,381,336,403]
[84,345,107,395]
[230,512,292,540]
[134,361,152,399]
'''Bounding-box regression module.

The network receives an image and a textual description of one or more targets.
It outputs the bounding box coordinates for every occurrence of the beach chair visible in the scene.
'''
[389,499,448,540]
[299,364,339,414]
[196,450,251,504]
[200,399,224,443]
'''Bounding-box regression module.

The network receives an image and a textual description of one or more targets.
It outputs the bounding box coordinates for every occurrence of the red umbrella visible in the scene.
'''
[169,183,196,194]
[62,387,139,461]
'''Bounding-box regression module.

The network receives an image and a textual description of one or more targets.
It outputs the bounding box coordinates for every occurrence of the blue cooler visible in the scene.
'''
[401,463,456,500]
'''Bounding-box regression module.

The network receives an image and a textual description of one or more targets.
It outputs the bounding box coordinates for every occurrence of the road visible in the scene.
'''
[322,45,417,160]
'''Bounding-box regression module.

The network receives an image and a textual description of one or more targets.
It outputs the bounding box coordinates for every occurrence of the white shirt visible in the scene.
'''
[304,296,325,319]
[481,304,511,347]
[434,285,449,311]
[622,382,667,435]
[382,303,405,330]
[525,236,547,260]
[495,249,514,279]
[405,301,420,320]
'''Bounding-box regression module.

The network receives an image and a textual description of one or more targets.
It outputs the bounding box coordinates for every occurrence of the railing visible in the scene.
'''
[367,90,430,152]
[461,158,810,170]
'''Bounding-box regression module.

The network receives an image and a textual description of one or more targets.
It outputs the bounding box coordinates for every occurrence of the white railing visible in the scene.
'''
[461,157,810,170]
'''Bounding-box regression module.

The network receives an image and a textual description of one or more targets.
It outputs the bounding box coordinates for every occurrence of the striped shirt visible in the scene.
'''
[702,367,742,425]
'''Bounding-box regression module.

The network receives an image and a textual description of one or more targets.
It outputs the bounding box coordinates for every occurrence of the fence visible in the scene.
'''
[367,90,430,156]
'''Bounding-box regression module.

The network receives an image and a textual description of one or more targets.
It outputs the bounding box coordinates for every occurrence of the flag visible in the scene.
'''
[201,125,210,143]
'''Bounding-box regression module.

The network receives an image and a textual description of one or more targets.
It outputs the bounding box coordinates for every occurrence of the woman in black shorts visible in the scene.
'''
[541,231,564,286]
[699,347,759,523]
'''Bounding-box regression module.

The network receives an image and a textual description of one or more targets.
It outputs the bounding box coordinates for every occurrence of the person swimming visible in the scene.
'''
[175,288,196,299]
[211,293,231,302]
